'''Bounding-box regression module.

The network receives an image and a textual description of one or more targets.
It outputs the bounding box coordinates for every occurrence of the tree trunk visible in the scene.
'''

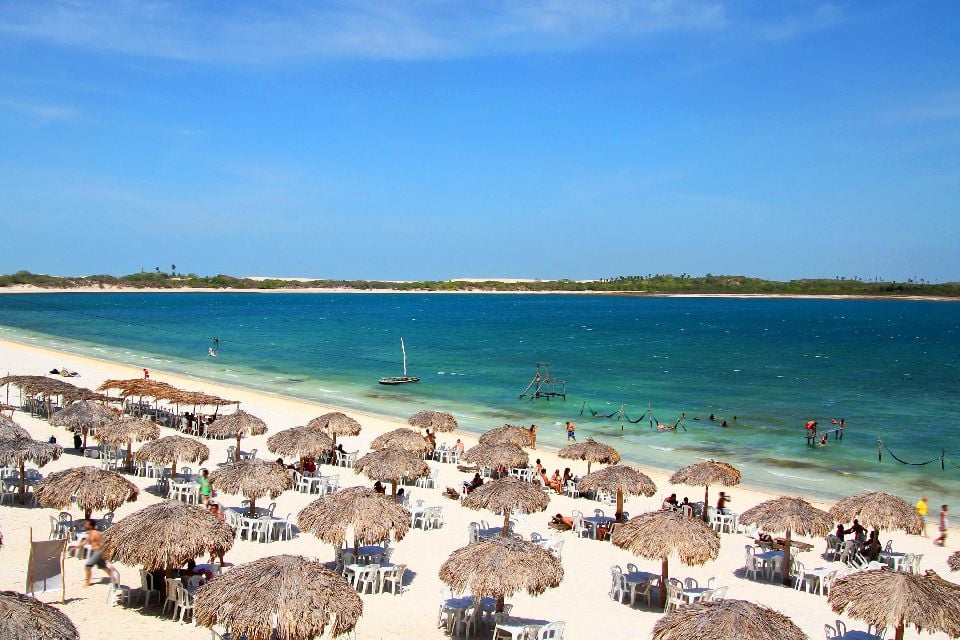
[782,527,793,587]
[660,557,669,609]
[703,485,710,522]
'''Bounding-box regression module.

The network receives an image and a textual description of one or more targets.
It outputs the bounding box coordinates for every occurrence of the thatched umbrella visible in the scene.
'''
[100,500,234,572]
[0,419,29,442]
[739,496,832,586]
[298,487,410,558]
[370,427,432,455]
[207,409,268,461]
[306,412,360,447]
[949,551,960,572]
[209,458,292,517]
[578,464,656,515]
[95,415,160,470]
[461,443,529,471]
[669,460,741,523]
[463,477,550,537]
[408,410,457,433]
[49,399,116,449]
[0,438,62,504]
[0,590,79,639]
[828,491,922,535]
[829,569,960,640]
[558,437,621,475]
[479,424,537,448]
[133,434,209,476]
[439,537,563,612]
[266,425,333,469]
[354,448,429,501]
[652,599,809,640]
[35,466,139,519]
[194,555,362,640]
[612,509,721,606]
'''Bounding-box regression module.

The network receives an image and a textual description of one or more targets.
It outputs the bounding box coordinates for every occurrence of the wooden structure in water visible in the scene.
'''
[518,362,566,401]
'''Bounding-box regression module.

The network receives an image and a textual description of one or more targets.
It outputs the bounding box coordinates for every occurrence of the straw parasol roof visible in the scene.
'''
[306,412,361,447]
[652,598,809,640]
[370,427,432,454]
[100,499,234,571]
[0,419,29,442]
[462,477,550,534]
[558,437,621,474]
[612,509,721,605]
[194,554,362,640]
[49,399,117,449]
[96,415,160,470]
[739,496,833,586]
[35,465,139,518]
[828,491,922,535]
[829,569,960,640]
[461,443,529,470]
[0,590,79,640]
[0,437,63,504]
[133,434,209,476]
[479,424,536,448]
[354,448,429,500]
[298,487,410,553]
[266,425,333,461]
[439,537,563,604]
[578,464,657,514]
[98,378,181,401]
[669,460,741,522]
[949,551,960,572]
[207,409,268,461]
[209,458,292,516]
[408,410,458,433]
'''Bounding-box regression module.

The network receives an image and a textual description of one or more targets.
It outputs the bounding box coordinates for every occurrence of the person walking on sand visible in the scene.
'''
[143,368,149,380]
[935,504,949,546]
[916,496,930,537]
[565,421,576,441]
[79,520,111,586]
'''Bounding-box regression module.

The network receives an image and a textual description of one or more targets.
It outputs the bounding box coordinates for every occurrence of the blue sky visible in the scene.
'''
[0,1,957,281]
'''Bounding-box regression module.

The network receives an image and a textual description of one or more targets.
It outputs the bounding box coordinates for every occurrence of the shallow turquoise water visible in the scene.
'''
[0,292,957,501]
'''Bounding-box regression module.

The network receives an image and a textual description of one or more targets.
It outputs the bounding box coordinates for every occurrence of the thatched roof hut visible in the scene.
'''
[0,437,63,504]
[462,477,550,534]
[439,537,563,610]
[461,443,529,470]
[739,496,833,586]
[194,554,362,640]
[95,416,160,470]
[49,400,117,449]
[98,378,180,401]
[578,464,656,514]
[207,410,268,461]
[612,509,721,604]
[100,500,234,571]
[173,390,237,408]
[306,412,361,446]
[949,551,959,572]
[370,427,432,454]
[669,460,741,522]
[354,448,429,500]
[829,569,960,640]
[0,590,79,640]
[209,458,292,516]
[133,435,209,476]
[35,466,139,518]
[266,425,333,461]
[298,487,410,554]
[652,599,808,640]
[479,424,537,448]
[558,437,621,474]
[828,491,922,535]
[408,410,457,433]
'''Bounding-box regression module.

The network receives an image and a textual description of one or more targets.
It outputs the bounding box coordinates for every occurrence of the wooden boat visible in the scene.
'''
[379,337,419,385]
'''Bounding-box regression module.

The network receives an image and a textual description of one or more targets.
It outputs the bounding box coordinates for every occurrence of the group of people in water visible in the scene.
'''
[805,417,846,446]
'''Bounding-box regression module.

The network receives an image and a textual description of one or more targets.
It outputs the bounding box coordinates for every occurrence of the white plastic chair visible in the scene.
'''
[175,584,194,623]
[107,568,133,607]
[563,481,579,498]
[356,564,380,594]
[162,577,180,616]
[382,564,406,595]
[427,506,444,530]
[139,569,161,608]
[537,622,565,639]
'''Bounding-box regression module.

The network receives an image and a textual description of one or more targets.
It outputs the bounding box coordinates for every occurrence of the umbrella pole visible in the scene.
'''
[82,426,88,450]
[502,509,512,537]
[616,489,624,516]
[235,435,241,461]
[249,498,256,518]
[392,480,398,501]
[703,485,710,523]
[660,558,669,609]
[587,461,592,475]
[18,459,25,505]
[84,508,92,520]
[126,439,133,471]
[782,527,793,587]
[895,621,904,640]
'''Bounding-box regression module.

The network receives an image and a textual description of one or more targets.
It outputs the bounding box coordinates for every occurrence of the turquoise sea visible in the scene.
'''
[0,292,958,502]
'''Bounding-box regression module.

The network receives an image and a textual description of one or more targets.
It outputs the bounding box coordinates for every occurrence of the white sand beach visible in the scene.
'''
[0,338,956,639]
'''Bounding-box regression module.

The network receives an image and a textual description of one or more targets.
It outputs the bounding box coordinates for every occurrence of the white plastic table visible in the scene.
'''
[494,616,550,640]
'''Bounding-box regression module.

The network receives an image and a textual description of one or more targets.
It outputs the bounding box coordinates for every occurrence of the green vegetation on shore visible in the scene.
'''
[1,270,958,297]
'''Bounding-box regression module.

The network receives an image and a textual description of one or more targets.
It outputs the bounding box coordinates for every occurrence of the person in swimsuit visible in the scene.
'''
[565,421,576,441]
[80,520,112,586]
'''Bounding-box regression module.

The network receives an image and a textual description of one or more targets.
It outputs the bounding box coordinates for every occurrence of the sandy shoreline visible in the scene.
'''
[0,337,956,639]
[0,284,957,302]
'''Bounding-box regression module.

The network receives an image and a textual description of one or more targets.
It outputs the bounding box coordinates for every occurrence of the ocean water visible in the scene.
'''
[0,292,958,502]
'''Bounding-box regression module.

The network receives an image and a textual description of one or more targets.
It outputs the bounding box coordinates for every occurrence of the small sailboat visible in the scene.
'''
[378,337,420,385]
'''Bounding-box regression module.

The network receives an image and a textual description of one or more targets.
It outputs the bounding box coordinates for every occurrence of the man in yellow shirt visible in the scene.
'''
[916,496,929,537]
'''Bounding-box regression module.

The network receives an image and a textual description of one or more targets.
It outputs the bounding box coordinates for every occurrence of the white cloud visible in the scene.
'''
[0,98,78,121]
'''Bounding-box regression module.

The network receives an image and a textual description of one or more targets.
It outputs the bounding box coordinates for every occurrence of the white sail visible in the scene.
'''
[401,337,407,376]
